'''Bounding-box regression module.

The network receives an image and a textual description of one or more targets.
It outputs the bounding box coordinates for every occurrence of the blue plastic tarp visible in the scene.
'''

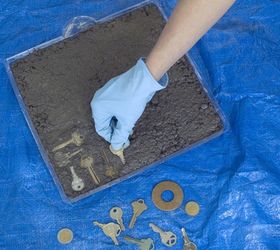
[0,0,280,249]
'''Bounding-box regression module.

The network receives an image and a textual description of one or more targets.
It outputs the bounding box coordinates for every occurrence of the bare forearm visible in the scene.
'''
[146,0,236,80]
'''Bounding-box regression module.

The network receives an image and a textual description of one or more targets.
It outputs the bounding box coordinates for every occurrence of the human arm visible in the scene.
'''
[91,0,236,150]
[146,0,236,81]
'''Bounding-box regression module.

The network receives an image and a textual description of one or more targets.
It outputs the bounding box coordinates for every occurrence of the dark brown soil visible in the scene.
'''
[10,4,223,200]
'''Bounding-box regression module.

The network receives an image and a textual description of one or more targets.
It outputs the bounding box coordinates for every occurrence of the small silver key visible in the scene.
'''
[182,228,197,250]
[124,236,154,250]
[93,221,121,245]
[129,199,147,229]
[80,155,100,185]
[53,131,84,152]
[70,166,84,191]
[54,149,82,167]
[110,207,125,231]
[149,223,177,247]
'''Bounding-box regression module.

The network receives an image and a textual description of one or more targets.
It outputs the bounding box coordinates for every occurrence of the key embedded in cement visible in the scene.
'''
[124,236,155,250]
[129,199,147,229]
[109,145,125,165]
[103,150,117,178]
[70,166,84,191]
[53,131,84,152]
[110,207,125,231]
[80,155,100,185]
[93,221,121,245]
[55,148,82,167]
[182,228,197,250]
[149,223,177,247]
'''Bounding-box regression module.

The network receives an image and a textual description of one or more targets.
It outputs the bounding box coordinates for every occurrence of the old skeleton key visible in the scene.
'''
[124,236,155,250]
[53,132,84,152]
[80,155,100,185]
[93,221,121,245]
[149,223,177,247]
[54,149,82,167]
[110,207,125,231]
[129,199,147,229]
[182,228,197,250]
[70,166,84,191]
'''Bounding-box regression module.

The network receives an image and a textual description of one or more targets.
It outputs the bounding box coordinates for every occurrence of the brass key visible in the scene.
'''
[80,155,100,185]
[109,145,125,165]
[110,207,125,231]
[54,149,82,167]
[182,228,197,250]
[53,131,84,152]
[129,199,147,229]
[103,150,117,178]
[93,221,121,245]
[124,236,155,250]
[149,223,177,247]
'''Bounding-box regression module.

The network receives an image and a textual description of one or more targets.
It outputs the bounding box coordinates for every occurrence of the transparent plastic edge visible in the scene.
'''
[4,60,70,204]
[5,0,228,203]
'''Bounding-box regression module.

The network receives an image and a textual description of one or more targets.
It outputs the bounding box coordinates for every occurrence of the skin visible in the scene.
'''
[93,0,236,150]
[146,0,236,81]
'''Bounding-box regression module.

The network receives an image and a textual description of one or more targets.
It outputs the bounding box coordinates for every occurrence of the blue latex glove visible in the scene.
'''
[91,58,168,150]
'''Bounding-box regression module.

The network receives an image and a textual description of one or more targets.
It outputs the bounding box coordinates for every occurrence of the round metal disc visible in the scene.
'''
[185,201,200,216]
[57,228,73,244]
[152,181,184,211]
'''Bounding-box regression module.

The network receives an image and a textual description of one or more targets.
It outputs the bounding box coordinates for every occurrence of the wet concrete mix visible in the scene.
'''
[10,5,223,200]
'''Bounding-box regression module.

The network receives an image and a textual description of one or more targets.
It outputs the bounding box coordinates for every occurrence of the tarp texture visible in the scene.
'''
[0,0,280,249]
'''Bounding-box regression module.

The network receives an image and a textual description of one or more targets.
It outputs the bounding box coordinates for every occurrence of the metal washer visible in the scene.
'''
[57,228,73,244]
[152,181,184,211]
[185,201,200,216]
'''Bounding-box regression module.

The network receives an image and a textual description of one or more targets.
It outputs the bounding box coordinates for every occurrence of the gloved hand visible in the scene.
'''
[90,58,168,150]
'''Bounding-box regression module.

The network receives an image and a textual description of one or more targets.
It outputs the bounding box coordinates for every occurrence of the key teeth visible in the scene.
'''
[93,221,102,228]
[119,221,125,231]
[109,145,126,165]
[149,223,160,233]
[111,236,119,245]
[128,219,135,229]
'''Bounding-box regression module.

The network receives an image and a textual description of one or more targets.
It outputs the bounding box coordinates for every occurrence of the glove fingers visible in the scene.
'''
[110,119,131,150]
[91,110,112,143]
[95,118,112,142]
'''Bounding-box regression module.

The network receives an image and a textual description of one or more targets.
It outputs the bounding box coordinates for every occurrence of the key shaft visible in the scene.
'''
[93,221,121,245]
[109,145,126,164]
[125,236,142,244]
[110,207,125,231]
[182,228,197,250]
[53,138,73,152]
[87,165,100,184]
[129,199,147,228]
[125,236,155,250]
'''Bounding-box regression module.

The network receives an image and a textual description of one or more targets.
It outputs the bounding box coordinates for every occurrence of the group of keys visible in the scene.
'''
[53,132,198,249]
[93,199,197,250]
[52,131,120,192]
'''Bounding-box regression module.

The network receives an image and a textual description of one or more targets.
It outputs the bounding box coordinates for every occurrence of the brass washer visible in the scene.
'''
[57,228,73,244]
[185,201,200,216]
[152,181,184,211]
